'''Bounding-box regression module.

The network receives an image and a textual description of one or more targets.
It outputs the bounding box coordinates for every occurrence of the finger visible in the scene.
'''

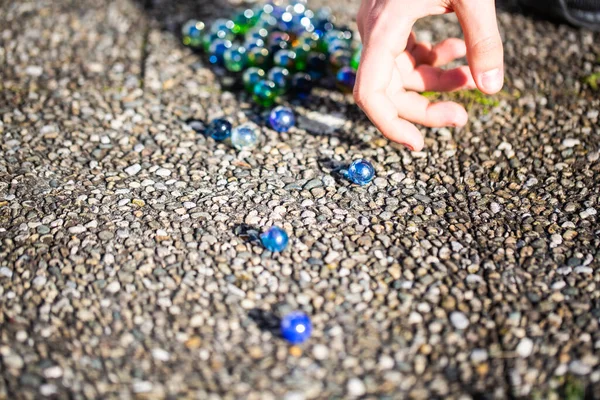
[402,65,476,92]
[355,18,424,150]
[426,38,467,67]
[391,91,468,128]
[452,0,504,94]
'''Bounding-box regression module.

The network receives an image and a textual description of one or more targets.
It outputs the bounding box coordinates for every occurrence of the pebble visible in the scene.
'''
[3,353,24,369]
[0,267,13,278]
[152,348,170,362]
[562,138,581,147]
[450,312,469,330]
[312,344,329,360]
[155,168,172,177]
[125,164,142,176]
[470,349,488,363]
[105,281,121,293]
[68,226,86,234]
[569,360,592,375]
[516,337,534,358]
[43,366,63,379]
[346,378,366,397]
[32,276,47,289]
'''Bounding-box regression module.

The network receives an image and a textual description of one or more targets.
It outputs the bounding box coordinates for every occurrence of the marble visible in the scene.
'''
[280,311,312,344]
[231,124,259,150]
[269,106,295,133]
[260,226,289,252]
[205,118,232,141]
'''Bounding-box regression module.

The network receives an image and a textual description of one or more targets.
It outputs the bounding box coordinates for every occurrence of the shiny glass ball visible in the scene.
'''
[329,49,352,71]
[247,47,272,69]
[210,18,235,35]
[345,159,375,186]
[267,31,291,53]
[208,39,233,65]
[181,20,205,48]
[232,9,259,35]
[280,311,312,344]
[202,31,233,52]
[244,37,265,51]
[336,66,356,93]
[269,106,295,133]
[205,118,232,141]
[273,49,296,70]
[243,67,266,93]
[267,67,290,93]
[252,80,278,107]
[290,72,313,99]
[305,52,327,79]
[260,226,289,252]
[223,46,247,72]
[231,124,259,150]
[351,44,362,71]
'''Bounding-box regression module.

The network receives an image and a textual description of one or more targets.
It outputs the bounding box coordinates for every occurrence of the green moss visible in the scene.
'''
[563,376,586,400]
[583,72,600,90]
[422,89,502,114]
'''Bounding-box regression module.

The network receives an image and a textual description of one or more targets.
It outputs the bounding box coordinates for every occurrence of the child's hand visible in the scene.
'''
[354,0,504,151]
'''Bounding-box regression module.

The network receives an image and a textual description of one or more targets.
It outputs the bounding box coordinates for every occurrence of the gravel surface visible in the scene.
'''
[1,0,600,399]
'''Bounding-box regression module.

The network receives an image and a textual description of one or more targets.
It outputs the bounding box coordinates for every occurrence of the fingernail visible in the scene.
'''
[479,68,503,93]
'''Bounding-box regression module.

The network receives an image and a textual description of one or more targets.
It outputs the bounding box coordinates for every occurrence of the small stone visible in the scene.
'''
[98,231,114,240]
[155,168,172,177]
[312,344,329,360]
[347,378,366,397]
[125,164,142,176]
[569,360,592,375]
[131,199,145,207]
[69,226,86,234]
[562,138,581,147]
[471,349,488,363]
[106,281,121,293]
[32,276,47,289]
[516,337,534,358]
[450,312,469,330]
[3,353,24,369]
[490,202,501,213]
[43,366,63,379]
[25,65,43,76]
[574,266,593,274]
[152,348,170,362]
[40,384,57,396]
[580,208,597,219]
[0,267,13,278]
[133,381,153,393]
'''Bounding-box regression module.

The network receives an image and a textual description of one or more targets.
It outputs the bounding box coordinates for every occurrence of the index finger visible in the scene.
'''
[354,18,424,151]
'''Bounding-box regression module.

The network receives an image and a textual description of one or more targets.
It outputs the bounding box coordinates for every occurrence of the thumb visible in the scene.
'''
[453,0,504,94]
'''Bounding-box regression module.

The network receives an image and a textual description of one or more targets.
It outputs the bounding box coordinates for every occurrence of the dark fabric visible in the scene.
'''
[519,0,600,30]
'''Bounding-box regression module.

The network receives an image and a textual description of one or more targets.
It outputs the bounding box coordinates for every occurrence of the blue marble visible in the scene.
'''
[344,159,375,186]
[280,311,312,344]
[291,72,313,99]
[260,226,289,252]
[267,67,290,93]
[305,52,327,79]
[267,31,290,53]
[205,118,232,141]
[336,66,356,92]
[269,106,295,133]
[209,39,233,65]
[231,124,259,150]
[181,20,205,48]
[244,37,265,51]
[273,49,296,70]
[210,18,234,35]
